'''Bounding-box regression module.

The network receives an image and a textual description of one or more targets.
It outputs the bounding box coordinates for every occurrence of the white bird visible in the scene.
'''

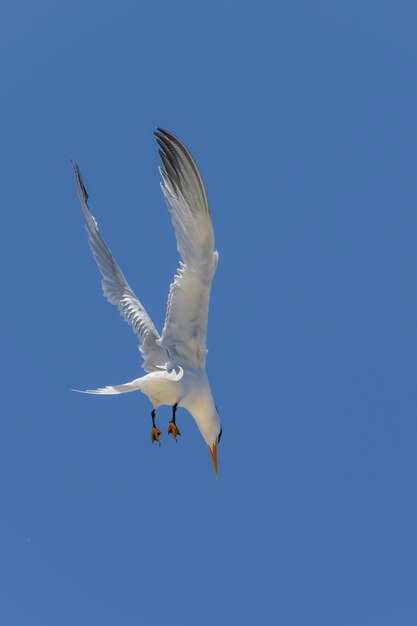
[73,129,222,476]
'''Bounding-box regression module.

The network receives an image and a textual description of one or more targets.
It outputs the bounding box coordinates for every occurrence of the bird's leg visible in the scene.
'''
[151,409,162,446]
[168,402,181,440]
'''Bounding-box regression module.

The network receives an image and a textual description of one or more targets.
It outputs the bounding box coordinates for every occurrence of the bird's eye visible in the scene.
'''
[218,426,222,444]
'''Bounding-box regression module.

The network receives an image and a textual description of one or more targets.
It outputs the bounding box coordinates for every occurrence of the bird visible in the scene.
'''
[73,129,222,477]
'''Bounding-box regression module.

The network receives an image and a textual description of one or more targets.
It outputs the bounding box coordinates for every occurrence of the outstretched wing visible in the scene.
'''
[155,129,218,369]
[73,163,167,372]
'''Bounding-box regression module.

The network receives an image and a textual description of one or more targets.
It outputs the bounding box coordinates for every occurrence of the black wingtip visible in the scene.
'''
[154,128,181,146]
[70,158,79,178]
[73,161,89,202]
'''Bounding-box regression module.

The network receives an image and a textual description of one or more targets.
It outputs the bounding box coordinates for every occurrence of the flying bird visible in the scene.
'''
[73,129,222,476]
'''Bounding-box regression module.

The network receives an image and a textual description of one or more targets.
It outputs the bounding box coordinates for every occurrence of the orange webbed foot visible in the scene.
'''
[151,426,162,446]
[168,421,181,441]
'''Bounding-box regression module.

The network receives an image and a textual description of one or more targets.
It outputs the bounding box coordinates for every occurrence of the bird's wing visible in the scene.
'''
[155,129,218,369]
[73,163,168,372]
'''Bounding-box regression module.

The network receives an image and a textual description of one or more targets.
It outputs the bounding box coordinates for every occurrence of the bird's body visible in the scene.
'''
[74,129,222,475]
[87,367,219,443]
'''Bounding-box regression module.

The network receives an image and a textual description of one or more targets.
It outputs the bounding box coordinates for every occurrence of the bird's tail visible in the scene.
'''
[72,377,144,395]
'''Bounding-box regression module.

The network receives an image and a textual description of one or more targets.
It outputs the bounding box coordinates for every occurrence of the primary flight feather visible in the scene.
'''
[73,129,222,476]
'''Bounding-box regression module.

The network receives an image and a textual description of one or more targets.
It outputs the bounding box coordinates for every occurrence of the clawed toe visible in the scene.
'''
[151,426,162,445]
[168,421,181,440]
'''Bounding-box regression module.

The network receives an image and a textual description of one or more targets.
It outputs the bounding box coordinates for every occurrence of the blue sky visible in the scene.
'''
[1,1,417,624]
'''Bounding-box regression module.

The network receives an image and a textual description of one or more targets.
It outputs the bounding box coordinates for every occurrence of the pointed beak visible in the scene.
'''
[208,442,219,478]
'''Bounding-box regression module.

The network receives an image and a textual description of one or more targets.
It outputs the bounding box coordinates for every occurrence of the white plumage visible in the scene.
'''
[74,129,222,476]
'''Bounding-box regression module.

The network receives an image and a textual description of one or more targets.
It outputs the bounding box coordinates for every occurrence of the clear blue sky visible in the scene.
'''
[1,1,416,624]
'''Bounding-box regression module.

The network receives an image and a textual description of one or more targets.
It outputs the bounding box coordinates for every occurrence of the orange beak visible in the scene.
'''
[208,442,219,478]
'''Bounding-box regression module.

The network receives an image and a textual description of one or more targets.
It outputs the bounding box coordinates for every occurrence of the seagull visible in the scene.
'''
[73,129,222,477]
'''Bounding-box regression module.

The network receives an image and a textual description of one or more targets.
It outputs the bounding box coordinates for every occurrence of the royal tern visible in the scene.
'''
[73,129,222,476]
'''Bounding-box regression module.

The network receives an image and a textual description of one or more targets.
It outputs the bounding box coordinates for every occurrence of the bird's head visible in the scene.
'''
[207,424,222,478]
[192,403,222,478]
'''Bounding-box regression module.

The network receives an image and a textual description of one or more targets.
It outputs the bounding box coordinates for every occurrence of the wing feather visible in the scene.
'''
[154,129,218,368]
[73,162,167,372]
